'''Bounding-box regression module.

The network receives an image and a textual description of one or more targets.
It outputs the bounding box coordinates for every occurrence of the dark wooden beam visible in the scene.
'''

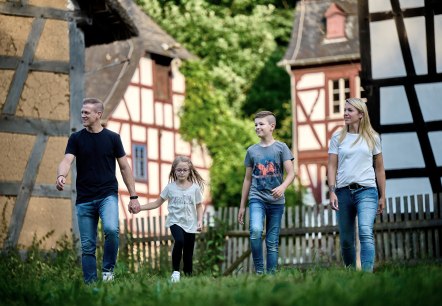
[0,2,75,21]
[5,134,48,248]
[2,17,45,115]
[0,182,71,199]
[0,115,70,136]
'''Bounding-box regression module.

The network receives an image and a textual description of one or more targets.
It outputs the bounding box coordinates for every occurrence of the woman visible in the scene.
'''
[328,98,386,272]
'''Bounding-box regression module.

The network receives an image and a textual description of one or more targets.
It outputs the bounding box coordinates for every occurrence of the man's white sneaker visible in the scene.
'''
[170,271,180,283]
[102,272,114,282]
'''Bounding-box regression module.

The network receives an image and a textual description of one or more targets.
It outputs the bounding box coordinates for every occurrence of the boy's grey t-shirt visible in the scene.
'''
[244,141,294,204]
[160,182,203,233]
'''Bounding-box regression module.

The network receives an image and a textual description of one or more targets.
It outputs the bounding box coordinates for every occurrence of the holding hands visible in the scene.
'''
[128,198,141,214]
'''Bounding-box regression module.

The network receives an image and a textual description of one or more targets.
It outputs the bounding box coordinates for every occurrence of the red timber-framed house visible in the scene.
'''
[84,0,211,228]
[279,0,361,205]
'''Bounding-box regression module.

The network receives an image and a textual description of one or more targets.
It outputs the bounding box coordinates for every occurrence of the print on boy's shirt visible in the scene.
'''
[252,159,282,191]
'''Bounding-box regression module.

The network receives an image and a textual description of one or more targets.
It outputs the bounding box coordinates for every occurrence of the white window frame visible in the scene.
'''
[328,78,351,118]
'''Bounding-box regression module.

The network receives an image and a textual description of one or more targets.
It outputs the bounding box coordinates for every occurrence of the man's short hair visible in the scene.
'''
[83,98,104,113]
[254,111,276,124]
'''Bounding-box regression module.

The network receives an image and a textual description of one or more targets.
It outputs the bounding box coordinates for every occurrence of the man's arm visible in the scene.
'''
[117,155,141,213]
[238,167,252,225]
[56,154,75,191]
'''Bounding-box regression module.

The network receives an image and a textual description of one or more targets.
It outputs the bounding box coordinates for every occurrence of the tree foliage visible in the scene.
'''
[136,0,300,206]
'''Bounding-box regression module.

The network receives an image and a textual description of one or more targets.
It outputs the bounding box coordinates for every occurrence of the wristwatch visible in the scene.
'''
[329,186,336,193]
[130,195,138,200]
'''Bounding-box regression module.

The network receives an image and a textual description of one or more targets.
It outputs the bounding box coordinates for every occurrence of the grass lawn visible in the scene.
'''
[1,249,441,306]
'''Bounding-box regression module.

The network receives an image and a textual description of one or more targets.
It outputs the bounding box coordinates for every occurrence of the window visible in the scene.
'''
[329,78,351,115]
[133,144,147,180]
[153,55,172,101]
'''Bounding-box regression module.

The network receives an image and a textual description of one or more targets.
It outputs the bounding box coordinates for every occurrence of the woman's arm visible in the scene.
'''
[327,153,339,210]
[374,153,386,213]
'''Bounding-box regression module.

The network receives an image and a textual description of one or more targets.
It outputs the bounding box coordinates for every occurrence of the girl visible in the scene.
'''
[137,156,205,282]
[328,98,386,272]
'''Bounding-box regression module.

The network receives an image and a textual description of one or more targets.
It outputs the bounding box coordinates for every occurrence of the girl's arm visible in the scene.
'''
[140,197,166,211]
[196,202,204,232]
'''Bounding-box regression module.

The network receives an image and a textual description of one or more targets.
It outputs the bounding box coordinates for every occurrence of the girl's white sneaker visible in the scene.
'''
[102,272,114,282]
[170,271,180,283]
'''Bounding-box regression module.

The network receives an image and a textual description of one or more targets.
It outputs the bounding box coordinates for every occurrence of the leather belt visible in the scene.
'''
[347,183,364,190]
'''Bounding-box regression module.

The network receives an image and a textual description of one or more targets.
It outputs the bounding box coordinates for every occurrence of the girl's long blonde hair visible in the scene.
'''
[169,156,205,192]
[339,98,379,150]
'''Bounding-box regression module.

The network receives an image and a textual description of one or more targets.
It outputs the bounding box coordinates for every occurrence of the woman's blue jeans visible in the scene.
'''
[336,187,378,272]
[76,195,119,283]
[249,200,284,274]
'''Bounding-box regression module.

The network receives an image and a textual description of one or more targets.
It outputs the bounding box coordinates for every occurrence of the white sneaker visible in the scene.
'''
[170,271,180,283]
[102,272,114,282]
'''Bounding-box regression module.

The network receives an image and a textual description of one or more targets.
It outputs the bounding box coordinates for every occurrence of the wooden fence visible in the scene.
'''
[120,193,442,274]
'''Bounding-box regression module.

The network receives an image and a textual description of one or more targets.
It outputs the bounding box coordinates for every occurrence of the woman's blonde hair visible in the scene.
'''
[339,98,378,150]
[169,156,205,192]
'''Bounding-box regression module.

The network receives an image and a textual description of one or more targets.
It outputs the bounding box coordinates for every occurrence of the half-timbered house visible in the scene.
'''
[279,0,361,205]
[358,0,442,199]
[84,0,211,226]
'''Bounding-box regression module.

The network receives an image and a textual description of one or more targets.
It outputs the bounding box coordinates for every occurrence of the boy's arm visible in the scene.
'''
[140,197,166,211]
[271,159,295,198]
[238,167,252,224]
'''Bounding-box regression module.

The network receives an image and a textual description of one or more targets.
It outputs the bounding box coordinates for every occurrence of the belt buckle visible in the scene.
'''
[348,183,358,190]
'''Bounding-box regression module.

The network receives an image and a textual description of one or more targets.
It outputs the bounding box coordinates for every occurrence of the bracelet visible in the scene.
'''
[130,195,138,200]
[329,186,336,193]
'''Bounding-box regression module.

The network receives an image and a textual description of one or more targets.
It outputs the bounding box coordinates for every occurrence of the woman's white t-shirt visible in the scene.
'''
[328,132,382,188]
[160,182,203,233]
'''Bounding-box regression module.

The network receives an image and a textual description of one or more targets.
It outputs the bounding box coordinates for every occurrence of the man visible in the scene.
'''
[56,98,141,283]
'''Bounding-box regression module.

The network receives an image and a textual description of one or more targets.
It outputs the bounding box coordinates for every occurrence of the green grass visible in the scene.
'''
[1,248,441,306]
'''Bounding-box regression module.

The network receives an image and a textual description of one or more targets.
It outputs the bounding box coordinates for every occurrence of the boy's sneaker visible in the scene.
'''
[170,271,180,283]
[102,272,114,282]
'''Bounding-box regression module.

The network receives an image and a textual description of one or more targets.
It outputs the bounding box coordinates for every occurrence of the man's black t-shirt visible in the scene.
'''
[65,128,126,204]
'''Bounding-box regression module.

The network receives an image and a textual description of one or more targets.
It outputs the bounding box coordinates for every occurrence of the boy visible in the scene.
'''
[237,111,295,274]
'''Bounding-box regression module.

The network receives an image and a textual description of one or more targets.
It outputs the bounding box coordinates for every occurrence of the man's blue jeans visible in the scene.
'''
[249,200,284,274]
[76,195,119,283]
[336,187,378,272]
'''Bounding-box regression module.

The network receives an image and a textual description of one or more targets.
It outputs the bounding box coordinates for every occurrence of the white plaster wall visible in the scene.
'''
[125,85,140,122]
[139,56,152,86]
[160,130,174,162]
[298,125,321,150]
[173,94,185,129]
[297,72,325,89]
[141,88,154,124]
[382,132,425,169]
[112,100,129,120]
[428,131,442,167]
[164,103,173,129]
[147,128,158,160]
[404,17,427,75]
[368,0,392,12]
[155,102,163,126]
[148,162,159,194]
[370,20,406,79]
[436,15,442,73]
[415,82,442,122]
[120,123,131,156]
[131,125,146,142]
[399,0,424,9]
[380,86,413,125]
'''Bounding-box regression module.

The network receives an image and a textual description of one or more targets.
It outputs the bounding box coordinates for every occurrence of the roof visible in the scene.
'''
[279,0,359,68]
[82,0,195,120]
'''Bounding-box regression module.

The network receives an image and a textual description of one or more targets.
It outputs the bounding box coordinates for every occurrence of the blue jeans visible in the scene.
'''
[336,187,378,272]
[249,200,284,274]
[76,195,119,283]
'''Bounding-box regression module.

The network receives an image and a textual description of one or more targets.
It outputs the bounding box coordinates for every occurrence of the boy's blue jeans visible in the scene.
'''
[249,200,284,274]
[76,195,119,283]
[336,187,378,272]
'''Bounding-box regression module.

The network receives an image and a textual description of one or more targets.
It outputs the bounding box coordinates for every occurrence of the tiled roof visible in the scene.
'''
[279,0,359,67]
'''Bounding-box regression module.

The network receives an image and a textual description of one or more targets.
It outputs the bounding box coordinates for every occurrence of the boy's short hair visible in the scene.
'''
[83,97,104,113]
[254,111,276,124]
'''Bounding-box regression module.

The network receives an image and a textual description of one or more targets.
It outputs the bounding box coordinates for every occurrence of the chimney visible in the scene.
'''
[324,3,346,39]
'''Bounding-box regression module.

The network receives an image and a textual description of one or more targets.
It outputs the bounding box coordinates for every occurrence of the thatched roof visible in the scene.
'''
[279,0,359,68]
